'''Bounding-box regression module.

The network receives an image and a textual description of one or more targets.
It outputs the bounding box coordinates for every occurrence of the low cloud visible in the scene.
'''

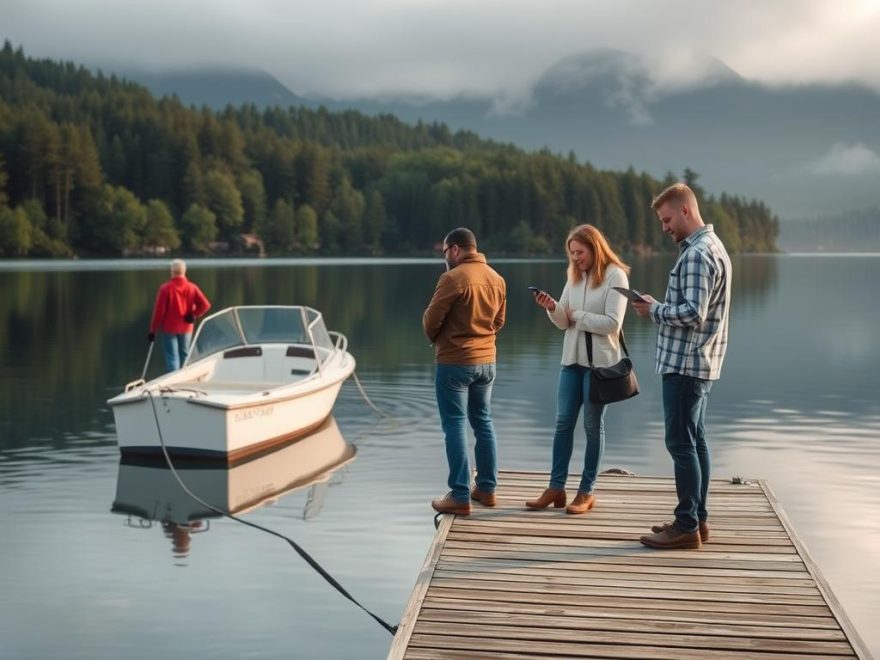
[604,81,654,127]
[4,1,880,99]
[803,142,880,176]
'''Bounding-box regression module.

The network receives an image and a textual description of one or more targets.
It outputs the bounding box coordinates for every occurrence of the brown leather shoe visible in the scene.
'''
[651,520,709,542]
[565,492,595,514]
[431,493,471,516]
[470,487,496,507]
[525,488,566,509]
[640,524,701,550]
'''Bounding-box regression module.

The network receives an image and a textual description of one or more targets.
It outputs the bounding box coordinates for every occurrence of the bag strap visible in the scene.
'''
[585,328,629,368]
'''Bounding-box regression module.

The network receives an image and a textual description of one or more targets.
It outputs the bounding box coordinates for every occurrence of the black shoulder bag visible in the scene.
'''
[585,328,640,404]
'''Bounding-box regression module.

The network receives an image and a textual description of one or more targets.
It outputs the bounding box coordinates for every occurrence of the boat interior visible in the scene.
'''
[177,343,323,394]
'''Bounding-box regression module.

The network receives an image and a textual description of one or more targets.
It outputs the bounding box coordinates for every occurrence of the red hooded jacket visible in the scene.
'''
[149,276,212,334]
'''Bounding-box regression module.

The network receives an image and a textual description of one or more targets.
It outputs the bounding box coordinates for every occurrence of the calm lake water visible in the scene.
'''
[1,254,878,659]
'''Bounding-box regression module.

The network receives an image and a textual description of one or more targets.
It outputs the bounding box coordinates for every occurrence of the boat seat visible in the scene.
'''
[286,346,315,358]
[224,346,263,359]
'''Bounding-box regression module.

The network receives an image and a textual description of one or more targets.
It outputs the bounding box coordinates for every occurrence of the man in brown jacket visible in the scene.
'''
[423,227,507,515]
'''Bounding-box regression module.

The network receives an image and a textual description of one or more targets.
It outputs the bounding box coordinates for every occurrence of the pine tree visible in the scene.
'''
[180,204,217,254]
[142,199,180,252]
[295,204,318,251]
[364,189,386,253]
[0,155,8,208]
[261,198,294,252]
[203,169,243,242]
[0,206,32,256]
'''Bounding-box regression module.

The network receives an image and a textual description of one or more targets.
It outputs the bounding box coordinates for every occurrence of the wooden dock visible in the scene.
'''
[389,471,871,659]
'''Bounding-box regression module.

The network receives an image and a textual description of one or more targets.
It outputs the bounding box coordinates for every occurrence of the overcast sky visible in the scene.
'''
[4,0,880,98]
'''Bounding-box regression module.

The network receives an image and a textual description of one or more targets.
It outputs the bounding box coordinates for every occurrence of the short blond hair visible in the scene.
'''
[651,183,698,212]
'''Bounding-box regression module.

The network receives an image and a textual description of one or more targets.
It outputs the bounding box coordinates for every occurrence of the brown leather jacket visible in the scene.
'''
[422,252,507,365]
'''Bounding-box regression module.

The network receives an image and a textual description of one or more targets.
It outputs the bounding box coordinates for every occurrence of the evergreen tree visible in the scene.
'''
[203,169,243,242]
[237,169,267,234]
[179,203,217,254]
[0,155,8,207]
[266,198,295,253]
[320,210,342,253]
[106,134,126,184]
[620,167,647,249]
[182,161,205,208]
[682,168,706,200]
[331,176,365,252]
[364,189,386,252]
[0,206,32,256]
[298,143,331,215]
[142,199,180,252]
[79,184,145,254]
[295,203,318,250]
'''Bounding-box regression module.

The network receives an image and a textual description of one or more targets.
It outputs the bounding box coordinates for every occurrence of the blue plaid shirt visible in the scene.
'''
[650,225,732,380]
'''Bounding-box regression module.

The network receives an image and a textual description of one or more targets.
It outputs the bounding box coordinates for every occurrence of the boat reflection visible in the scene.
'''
[110,416,356,558]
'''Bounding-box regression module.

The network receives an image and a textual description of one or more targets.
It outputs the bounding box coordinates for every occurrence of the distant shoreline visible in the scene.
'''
[2,251,879,272]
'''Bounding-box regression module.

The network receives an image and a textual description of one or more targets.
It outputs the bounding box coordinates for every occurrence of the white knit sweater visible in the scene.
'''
[547,265,630,368]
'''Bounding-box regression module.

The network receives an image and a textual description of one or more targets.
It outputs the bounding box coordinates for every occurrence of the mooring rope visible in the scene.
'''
[144,389,399,636]
[350,370,396,422]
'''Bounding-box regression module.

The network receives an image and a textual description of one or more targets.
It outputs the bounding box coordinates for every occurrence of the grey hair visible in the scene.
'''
[170,259,187,275]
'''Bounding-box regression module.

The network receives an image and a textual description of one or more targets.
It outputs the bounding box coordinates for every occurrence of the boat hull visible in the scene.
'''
[110,355,354,465]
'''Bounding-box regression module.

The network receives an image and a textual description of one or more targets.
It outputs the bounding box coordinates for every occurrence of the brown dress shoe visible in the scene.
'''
[640,524,701,550]
[565,492,595,514]
[431,493,471,516]
[470,487,496,507]
[525,488,566,509]
[651,520,709,542]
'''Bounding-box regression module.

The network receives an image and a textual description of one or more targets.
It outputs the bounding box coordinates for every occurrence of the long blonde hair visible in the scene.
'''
[566,224,630,286]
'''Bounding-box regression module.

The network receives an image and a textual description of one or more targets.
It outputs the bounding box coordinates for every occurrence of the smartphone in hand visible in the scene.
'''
[612,286,647,302]
[528,286,544,295]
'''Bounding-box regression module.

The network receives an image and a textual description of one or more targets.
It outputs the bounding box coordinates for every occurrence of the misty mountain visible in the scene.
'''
[122,67,307,110]
[120,49,880,219]
[334,50,880,220]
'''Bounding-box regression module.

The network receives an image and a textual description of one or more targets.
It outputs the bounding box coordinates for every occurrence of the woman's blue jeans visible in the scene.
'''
[435,363,498,503]
[549,364,607,494]
[662,372,713,533]
[161,333,192,372]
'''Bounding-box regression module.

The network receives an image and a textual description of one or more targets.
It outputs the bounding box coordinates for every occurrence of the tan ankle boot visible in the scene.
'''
[525,488,566,509]
[565,492,595,514]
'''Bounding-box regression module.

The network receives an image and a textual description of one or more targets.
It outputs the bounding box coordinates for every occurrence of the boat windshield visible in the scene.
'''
[187,306,335,364]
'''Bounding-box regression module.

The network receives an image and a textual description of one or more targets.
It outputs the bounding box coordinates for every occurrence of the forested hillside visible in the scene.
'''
[0,42,778,257]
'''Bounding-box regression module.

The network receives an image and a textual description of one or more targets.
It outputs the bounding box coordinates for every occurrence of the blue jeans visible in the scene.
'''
[549,365,607,494]
[161,333,192,372]
[662,373,713,533]
[435,364,498,503]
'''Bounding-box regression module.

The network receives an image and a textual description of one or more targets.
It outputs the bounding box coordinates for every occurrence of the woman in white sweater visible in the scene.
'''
[526,224,631,514]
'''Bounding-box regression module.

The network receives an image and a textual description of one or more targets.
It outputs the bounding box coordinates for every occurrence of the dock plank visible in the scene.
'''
[388,473,871,659]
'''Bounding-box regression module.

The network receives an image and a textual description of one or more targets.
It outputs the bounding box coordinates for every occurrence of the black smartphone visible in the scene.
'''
[527,286,543,295]
[612,286,646,302]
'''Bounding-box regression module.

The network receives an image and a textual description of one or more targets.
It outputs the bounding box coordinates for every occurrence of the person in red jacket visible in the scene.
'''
[148,259,212,371]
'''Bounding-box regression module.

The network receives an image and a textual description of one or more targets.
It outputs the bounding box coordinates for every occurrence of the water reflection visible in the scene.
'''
[110,416,356,561]
[2,256,879,659]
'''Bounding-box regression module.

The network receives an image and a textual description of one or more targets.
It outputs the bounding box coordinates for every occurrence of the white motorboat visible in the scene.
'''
[108,306,356,464]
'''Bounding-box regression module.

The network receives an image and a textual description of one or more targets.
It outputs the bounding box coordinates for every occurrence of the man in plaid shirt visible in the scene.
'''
[632,183,732,550]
